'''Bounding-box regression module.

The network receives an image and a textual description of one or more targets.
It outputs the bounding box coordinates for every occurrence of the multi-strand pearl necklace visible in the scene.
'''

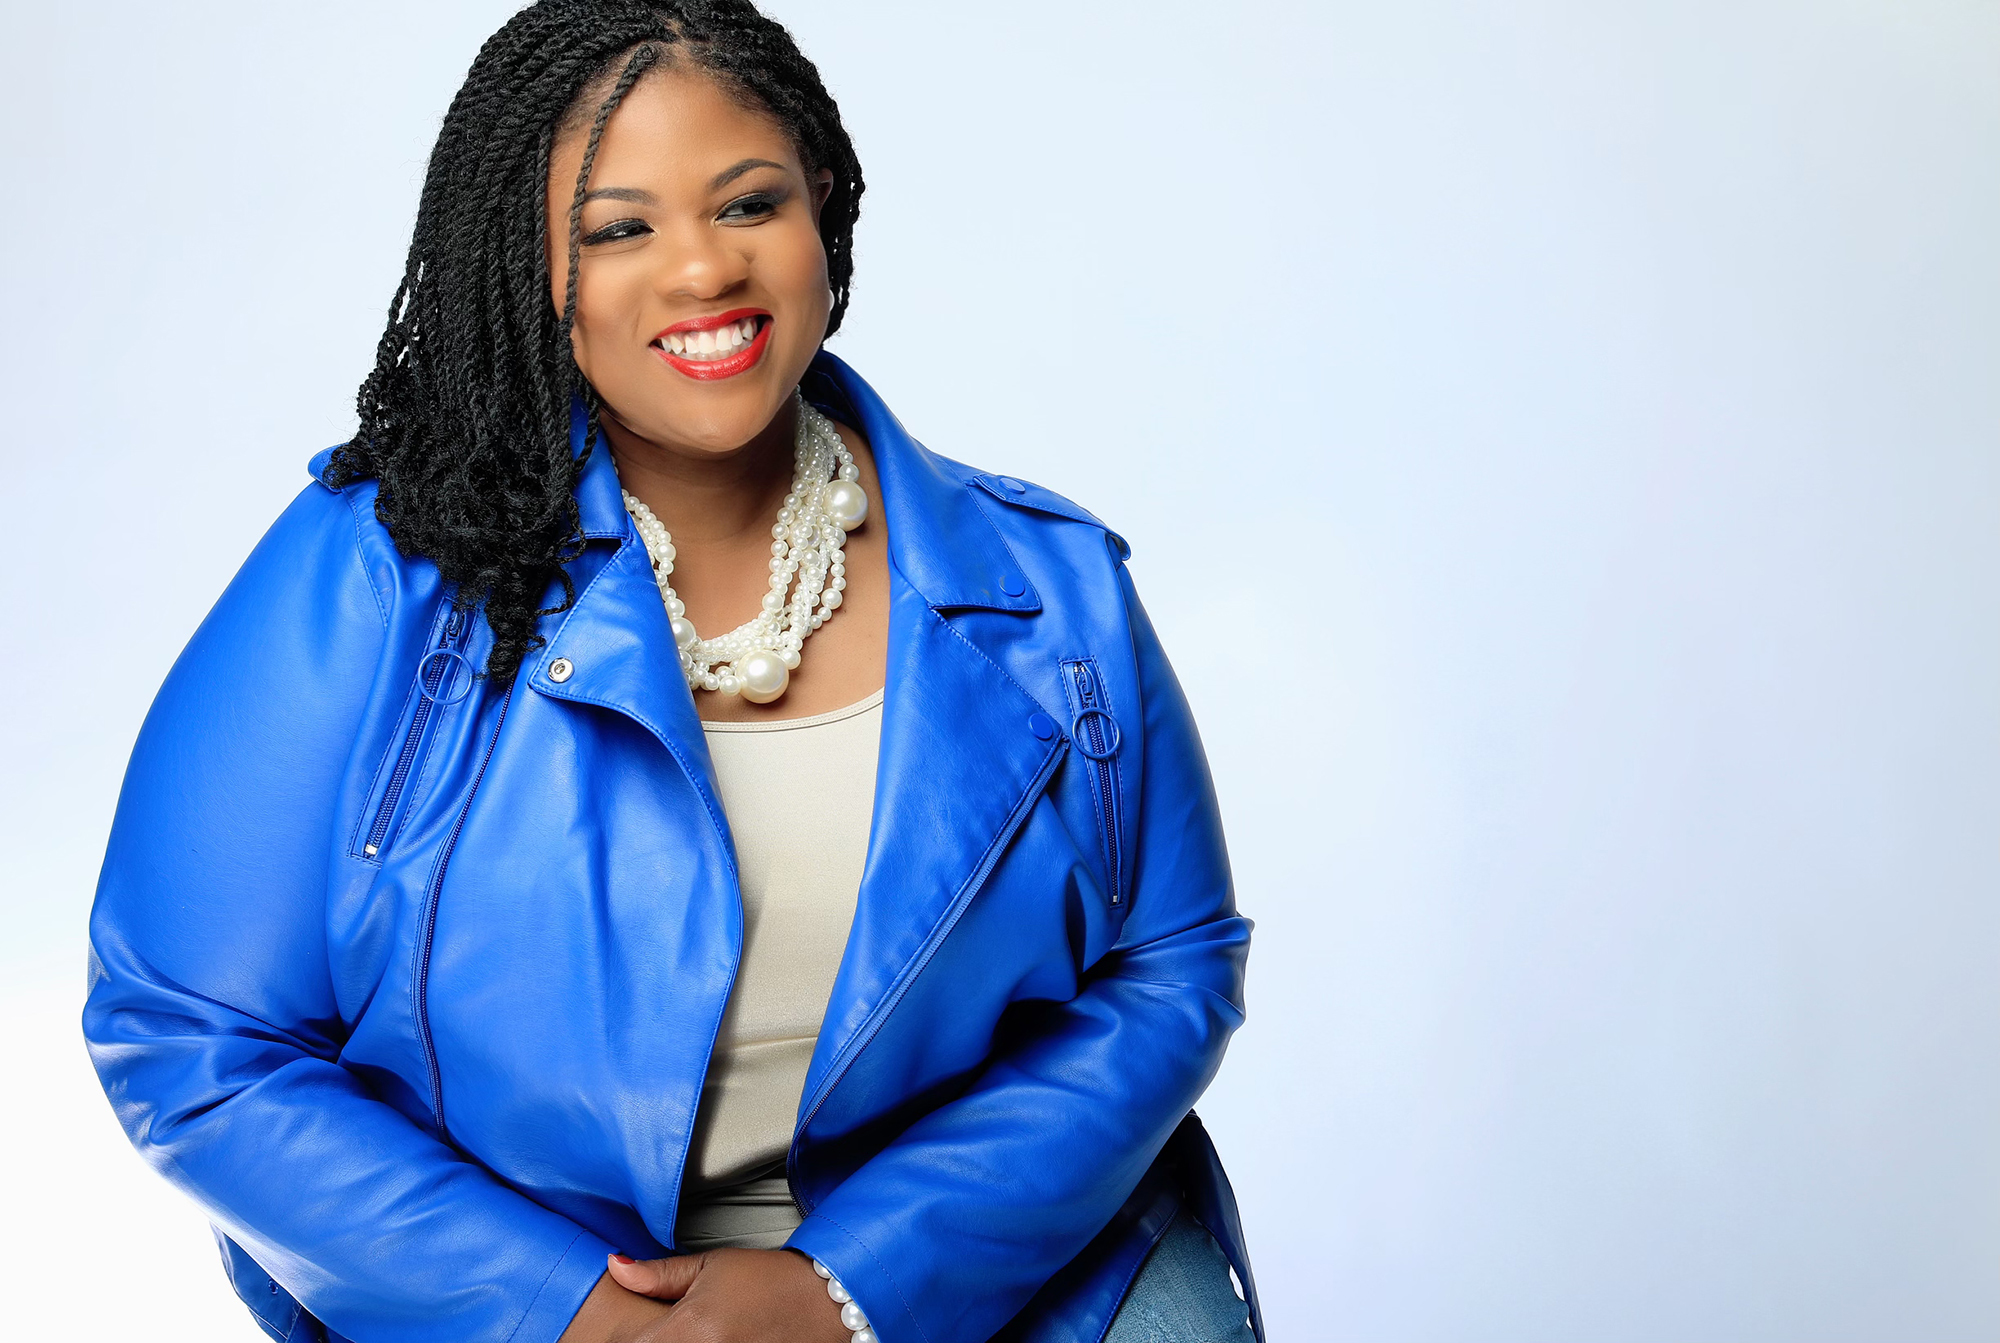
[622,395,869,705]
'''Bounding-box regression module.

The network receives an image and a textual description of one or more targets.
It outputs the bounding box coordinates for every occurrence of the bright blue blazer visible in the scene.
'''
[84,354,1258,1343]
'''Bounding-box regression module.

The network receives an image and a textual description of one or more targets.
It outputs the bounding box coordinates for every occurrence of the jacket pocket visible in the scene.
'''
[1060,657,1126,906]
[351,600,472,863]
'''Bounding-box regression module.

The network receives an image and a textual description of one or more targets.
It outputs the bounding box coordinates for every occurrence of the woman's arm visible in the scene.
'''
[782,567,1252,1343]
[83,482,615,1343]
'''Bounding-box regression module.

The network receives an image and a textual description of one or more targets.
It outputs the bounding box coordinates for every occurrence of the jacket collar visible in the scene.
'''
[568,352,1042,614]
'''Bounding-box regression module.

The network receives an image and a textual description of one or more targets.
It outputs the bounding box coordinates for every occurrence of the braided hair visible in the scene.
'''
[322,0,864,681]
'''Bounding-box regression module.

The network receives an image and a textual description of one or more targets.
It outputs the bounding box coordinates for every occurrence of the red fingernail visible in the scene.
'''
[611,1254,635,1264]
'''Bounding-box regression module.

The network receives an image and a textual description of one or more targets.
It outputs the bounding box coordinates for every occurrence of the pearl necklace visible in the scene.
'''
[621,395,870,705]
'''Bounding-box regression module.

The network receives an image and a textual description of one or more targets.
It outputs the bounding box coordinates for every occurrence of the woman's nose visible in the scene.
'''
[660,228,749,301]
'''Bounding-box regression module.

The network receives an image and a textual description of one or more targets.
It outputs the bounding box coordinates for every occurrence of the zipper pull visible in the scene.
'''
[1073,661,1098,706]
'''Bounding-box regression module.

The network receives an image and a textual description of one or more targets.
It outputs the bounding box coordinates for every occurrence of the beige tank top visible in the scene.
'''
[675,688,882,1251]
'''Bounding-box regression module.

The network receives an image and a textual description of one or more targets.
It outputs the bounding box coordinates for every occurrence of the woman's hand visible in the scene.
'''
[558,1270,674,1343]
[561,1248,853,1343]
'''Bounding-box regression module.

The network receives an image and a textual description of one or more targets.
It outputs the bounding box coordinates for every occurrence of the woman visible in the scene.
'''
[83,4,1257,1341]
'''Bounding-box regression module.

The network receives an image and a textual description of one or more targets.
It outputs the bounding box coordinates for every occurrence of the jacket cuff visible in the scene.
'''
[787,1214,927,1343]
[507,1228,617,1343]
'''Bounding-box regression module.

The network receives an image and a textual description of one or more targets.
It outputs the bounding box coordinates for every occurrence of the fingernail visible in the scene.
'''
[611,1254,635,1264]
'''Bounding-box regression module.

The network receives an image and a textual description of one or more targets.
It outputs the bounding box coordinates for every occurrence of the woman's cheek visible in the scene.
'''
[574,277,645,392]
[777,242,832,344]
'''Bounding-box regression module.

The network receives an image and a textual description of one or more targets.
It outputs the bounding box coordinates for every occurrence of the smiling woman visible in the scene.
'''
[546,56,888,721]
[81,4,1257,1343]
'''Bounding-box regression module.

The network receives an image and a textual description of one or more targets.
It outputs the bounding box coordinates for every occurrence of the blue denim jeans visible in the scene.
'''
[1104,1209,1254,1343]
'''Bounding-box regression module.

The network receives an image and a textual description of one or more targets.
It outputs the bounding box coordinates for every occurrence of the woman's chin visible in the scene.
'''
[609,388,795,458]
[592,338,816,453]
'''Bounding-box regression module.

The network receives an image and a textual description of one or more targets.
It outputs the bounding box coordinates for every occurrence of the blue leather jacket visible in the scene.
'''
[84,354,1257,1343]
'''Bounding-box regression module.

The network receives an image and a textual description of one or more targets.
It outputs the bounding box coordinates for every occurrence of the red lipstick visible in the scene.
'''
[652,308,772,382]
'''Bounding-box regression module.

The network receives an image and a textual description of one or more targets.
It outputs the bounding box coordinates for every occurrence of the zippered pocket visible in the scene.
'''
[413,678,515,1137]
[353,602,473,862]
[1061,657,1125,906]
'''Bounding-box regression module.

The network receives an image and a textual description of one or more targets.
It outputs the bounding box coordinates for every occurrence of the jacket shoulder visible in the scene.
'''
[242,467,390,631]
[300,445,429,627]
[153,470,401,718]
[937,454,1133,563]
[307,443,341,484]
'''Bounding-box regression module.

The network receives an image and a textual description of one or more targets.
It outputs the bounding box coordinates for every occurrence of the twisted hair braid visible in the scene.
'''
[322,0,865,681]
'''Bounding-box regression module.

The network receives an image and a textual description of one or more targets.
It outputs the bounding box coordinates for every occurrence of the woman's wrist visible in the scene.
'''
[809,1259,879,1343]
[558,1271,673,1343]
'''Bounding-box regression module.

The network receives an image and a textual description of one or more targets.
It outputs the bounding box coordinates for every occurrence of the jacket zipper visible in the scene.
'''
[1067,660,1124,906]
[363,605,469,858]
[786,737,1070,1214]
[413,678,514,1139]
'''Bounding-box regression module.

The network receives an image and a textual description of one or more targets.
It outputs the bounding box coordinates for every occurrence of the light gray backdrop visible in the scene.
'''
[2,2,1995,1340]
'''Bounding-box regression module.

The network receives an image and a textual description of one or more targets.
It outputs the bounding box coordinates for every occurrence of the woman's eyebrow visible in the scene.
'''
[579,161,782,204]
[710,157,786,190]
[581,185,656,204]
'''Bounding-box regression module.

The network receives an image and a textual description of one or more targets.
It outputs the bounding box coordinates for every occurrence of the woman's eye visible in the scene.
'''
[582,219,651,246]
[717,192,782,223]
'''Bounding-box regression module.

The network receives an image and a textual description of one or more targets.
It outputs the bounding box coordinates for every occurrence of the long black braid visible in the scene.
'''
[322,0,864,681]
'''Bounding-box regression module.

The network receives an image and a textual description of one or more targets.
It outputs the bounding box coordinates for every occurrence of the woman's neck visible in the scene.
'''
[600,398,800,545]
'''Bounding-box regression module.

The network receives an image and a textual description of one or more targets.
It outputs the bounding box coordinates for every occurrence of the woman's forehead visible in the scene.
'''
[558,64,802,182]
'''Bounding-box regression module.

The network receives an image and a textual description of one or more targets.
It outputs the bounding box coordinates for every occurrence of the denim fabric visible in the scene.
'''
[1105,1210,1253,1343]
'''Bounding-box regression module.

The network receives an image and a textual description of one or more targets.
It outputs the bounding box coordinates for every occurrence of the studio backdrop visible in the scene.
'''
[1,2,1995,1340]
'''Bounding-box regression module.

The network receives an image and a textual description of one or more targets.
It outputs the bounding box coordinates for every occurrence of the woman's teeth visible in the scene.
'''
[660,318,761,359]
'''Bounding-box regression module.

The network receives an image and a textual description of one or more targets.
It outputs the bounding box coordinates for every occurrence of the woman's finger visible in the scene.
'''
[607,1251,704,1301]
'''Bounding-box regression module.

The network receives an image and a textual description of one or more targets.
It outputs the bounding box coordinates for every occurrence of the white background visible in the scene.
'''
[2,2,1996,1339]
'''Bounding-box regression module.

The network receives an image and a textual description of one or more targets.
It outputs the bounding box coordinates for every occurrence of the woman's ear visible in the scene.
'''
[809,168,835,221]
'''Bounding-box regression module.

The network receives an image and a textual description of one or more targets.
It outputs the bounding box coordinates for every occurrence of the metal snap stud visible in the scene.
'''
[548,657,574,683]
[1028,711,1058,741]
[1001,574,1027,598]
[998,476,1028,495]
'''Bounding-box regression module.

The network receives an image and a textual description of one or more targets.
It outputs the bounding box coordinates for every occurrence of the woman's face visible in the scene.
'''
[547,64,834,457]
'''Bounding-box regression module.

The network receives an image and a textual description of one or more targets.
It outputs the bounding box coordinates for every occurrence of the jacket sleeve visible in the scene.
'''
[82,483,614,1343]
[786,566,1252,1343]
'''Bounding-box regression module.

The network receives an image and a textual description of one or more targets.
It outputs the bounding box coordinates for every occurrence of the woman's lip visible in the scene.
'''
[654,316,773,382]
[656,307,769,338]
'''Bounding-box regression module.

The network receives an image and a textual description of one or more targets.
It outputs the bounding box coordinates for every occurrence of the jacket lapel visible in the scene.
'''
[527,413,732,861]
[798,354,1067,1106]
[523,359,1066,1112]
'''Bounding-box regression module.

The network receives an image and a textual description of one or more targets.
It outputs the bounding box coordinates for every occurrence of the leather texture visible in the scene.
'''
[84,353,1258,1343]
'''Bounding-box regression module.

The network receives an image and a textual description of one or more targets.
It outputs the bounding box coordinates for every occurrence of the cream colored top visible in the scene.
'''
[675,688,882,1251]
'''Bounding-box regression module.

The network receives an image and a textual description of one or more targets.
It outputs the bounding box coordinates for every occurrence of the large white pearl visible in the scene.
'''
[825,479,870,532]
[840,1301,870,1332]
[826,1278,852,1304]
[736,650,790,704]
[670,616,698,649]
